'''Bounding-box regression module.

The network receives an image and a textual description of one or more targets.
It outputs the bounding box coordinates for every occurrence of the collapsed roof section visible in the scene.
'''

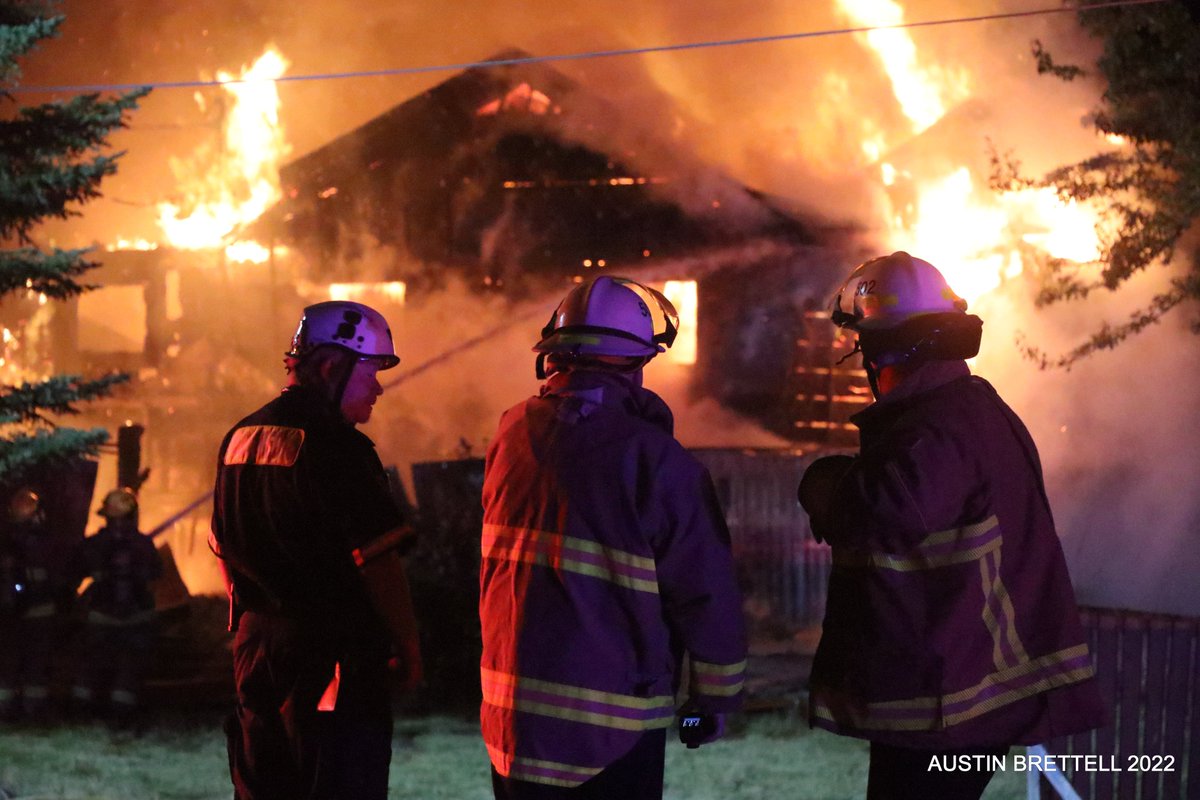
[258,48,819,294]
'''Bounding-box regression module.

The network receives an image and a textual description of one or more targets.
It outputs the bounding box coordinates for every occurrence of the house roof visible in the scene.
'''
[253,48,820,290]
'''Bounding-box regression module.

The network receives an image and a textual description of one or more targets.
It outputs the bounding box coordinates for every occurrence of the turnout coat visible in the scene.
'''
[810,360,1105,749]
[480,369,747,787]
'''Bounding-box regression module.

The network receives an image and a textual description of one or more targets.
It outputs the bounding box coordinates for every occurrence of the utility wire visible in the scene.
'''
[11,0,1169,95]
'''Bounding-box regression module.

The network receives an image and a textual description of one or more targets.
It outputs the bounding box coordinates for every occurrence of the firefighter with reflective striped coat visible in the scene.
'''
[799,253,1105,800]
[480,276,747,799]
[211,301,421,800]
[0,489,60,721]
[69,487,162,723]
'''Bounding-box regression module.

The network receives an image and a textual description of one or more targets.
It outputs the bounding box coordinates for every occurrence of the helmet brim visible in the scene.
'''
[533,329,661,358]
[285,346,401,370]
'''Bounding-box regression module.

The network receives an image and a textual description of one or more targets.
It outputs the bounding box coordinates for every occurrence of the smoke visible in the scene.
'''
[365,273,790,476]
[972,258,1200,617]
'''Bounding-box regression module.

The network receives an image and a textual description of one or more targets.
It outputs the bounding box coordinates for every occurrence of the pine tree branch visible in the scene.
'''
[0,89,147,240]
[0,373,128,426]
[0,10,59,86]
[0,426,109,486]
[0,3,141,489]
[0,246,98,299]
[0,90,147,159]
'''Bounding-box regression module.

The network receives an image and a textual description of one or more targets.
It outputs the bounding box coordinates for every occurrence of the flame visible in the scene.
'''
[838,0,969,135]
[329,282,408,304]
[1005,187,1103,264]
[886,168,1011,302]
[156,48,291,258]
[838,0,1102,306]
[105,238,158,252]
[224,240,272,264]
[661,280,698,365]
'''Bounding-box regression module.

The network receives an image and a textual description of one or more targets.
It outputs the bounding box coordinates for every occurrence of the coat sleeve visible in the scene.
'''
[827,413,983,553]
[652,451,747,713]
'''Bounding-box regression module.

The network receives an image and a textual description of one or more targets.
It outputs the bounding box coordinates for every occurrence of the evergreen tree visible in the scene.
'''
[994,0,1200,367]
[0,2,146,486]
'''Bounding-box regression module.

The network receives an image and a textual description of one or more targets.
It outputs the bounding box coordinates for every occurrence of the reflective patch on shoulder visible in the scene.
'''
[224,425,305,467]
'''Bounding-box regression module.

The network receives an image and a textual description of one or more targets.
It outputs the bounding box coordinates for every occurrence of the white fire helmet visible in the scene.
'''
[534,276,679,359]
[831,251,968,331]
[286,301,400,369]
[98,487,138,520]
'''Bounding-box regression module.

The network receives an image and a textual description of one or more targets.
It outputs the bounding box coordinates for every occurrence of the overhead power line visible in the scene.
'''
[11,0,1169,95]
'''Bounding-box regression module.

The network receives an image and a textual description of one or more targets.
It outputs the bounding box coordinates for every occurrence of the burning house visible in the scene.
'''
[251,48,871,442]
[23,4,1187,624]
[15,46,869,606]
[1,4,1196,789]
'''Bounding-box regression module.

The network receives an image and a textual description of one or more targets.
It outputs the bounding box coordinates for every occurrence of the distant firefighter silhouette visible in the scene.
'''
[0,488,62,721]
[69,488,161,725]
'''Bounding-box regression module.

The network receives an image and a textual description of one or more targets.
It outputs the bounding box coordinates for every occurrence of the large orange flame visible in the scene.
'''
[838,0,970,136]
[156,48,291,264]
[837,0,1103,306]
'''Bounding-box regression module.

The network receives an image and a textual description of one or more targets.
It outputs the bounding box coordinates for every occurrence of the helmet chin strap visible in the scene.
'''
[318,352,357,419]
[864,359,882,399]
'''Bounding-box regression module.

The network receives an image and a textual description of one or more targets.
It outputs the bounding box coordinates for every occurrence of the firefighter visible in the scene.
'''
[0,488,60,721]
[480,276,747,799]
[69,487,162,725]
[798,252,1106,800]
[211,300,421,800]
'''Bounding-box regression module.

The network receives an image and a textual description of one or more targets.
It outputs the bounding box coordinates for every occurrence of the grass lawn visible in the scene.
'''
[0,713,1029,799]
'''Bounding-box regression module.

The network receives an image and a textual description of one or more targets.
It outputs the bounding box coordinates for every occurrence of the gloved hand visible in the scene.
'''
[797,454,855,543]
[678,710,727,748]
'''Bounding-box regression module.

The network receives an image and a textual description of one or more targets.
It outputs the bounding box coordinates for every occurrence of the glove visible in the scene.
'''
[797,454,855,543]
[678,710,727,748]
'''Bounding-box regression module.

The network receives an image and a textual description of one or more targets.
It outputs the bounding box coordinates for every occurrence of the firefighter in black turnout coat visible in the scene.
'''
[211,301,422,800]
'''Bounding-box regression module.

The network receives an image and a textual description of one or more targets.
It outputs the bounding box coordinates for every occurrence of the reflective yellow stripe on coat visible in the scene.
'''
[481,667,675,732]
[691,658,746,698]
[482,524,659,594]
[813,644,1095,731]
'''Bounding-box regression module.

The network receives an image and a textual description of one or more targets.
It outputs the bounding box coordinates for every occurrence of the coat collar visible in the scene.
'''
[280,384,350,427]
[852,360,971,427]
[541,369,675,434]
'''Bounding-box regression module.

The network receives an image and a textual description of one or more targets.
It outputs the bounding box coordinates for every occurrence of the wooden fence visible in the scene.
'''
[1035,607,1200,800]
[691,448,837,629]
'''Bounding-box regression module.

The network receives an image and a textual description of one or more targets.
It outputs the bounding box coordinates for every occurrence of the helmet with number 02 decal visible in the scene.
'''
[830,251,983,365]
